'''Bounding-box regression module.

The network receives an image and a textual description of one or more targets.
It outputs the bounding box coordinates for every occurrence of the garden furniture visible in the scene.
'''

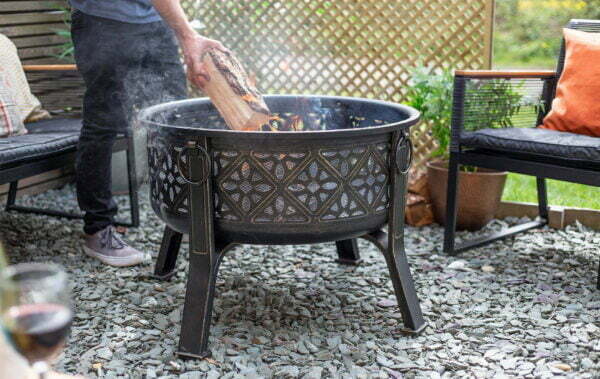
[0,6,142,226]
[0,64,140,227]
[443,19,600,289]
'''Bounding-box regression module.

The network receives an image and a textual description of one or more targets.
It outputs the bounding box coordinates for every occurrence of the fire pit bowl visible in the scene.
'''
[140,95,426,359]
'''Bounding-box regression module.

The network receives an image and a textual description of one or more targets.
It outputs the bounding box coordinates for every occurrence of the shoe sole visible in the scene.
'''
[83,246,144,267]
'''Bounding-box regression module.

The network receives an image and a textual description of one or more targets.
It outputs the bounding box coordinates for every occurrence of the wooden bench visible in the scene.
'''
[0,2,139,226]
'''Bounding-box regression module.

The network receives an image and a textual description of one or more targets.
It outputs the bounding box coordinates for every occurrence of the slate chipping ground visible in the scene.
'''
[1,185,599,378]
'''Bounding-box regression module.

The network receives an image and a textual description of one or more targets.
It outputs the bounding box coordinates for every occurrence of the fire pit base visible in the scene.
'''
[154,224,427,359]
[141,96,427,359]
[153,228,364,280]
[334,239,363,265]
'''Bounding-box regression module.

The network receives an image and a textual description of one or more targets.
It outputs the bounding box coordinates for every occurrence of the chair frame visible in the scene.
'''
[2,65,140,228]
[442,19,600,289]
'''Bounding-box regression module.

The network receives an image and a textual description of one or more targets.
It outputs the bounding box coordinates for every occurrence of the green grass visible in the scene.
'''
[502,173,600,209]
[493,52,555,70]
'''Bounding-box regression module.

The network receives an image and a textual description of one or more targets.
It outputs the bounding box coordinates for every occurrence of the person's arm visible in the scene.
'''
[151,0,226,88]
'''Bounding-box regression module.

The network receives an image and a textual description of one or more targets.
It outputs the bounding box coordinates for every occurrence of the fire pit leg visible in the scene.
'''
[176,140,223,359]
[177,241,237,359]
[335,239,362,265]
[363,230,426,334]
[177,246,224,359]
[362,132,426,334]
[153,226,183,281]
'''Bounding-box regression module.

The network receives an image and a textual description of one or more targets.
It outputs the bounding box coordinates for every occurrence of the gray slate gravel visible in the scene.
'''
[1,185,599,378]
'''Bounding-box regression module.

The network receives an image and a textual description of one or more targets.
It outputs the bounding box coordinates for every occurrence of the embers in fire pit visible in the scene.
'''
[262,97,353,132]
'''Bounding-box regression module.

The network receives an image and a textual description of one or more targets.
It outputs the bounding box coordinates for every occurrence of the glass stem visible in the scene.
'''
[32,361,49,379]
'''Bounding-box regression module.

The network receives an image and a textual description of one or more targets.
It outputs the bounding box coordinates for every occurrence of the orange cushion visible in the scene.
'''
[540,28,600,137]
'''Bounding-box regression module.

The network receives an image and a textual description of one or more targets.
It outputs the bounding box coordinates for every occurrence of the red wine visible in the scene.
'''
[4,303,72,363]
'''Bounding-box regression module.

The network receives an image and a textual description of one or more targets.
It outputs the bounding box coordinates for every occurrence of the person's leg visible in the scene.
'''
[71,12,164,266]
[71,11,129,235]
[76,126,119,235]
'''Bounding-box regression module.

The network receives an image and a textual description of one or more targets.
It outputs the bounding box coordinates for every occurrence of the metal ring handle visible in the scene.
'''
[177,144,210,185]
[395,136,413,175]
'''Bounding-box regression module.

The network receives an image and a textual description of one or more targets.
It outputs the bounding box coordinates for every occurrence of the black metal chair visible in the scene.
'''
[2,66,140,228]
[443,19,600,289]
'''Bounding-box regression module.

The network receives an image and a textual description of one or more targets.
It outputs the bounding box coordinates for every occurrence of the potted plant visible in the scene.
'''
[405,67,522,231]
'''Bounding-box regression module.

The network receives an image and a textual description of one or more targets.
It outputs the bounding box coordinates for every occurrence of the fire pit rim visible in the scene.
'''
[138,94,420,137]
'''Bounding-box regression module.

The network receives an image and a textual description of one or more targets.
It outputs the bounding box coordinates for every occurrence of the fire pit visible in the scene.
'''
[140,95,426,359]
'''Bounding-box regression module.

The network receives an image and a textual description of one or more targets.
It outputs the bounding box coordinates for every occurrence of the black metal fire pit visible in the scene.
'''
[140,95,426,359]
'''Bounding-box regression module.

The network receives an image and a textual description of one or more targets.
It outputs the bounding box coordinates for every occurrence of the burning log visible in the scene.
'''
[201,48,270,131]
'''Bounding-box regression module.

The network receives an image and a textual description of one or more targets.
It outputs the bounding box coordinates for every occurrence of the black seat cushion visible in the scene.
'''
[25,118,82,134]
[0,118,82,167]
[461,127,600,164]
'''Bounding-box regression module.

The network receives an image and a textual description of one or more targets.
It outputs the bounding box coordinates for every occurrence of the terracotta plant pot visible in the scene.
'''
[426,160,507,231]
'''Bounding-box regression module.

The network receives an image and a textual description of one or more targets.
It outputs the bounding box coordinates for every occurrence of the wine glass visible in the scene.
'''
[0,263,73,379]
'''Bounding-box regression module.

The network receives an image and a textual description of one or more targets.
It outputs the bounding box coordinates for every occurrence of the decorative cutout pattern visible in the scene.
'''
[287,159,339,213]
[253,195,309,224]
[149,132,394,225]
[218,159,275,215]
[321,191,368,221]
[320,147,367,178]
[252,152,307,181]
[148,133,189,216]
[213,150,239,174]
[351,153,388,207]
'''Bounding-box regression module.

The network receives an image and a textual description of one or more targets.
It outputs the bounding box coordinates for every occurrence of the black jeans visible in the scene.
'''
[71,10,187,234]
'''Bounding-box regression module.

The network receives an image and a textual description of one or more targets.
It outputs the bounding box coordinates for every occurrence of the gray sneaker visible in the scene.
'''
[83,226,144,267]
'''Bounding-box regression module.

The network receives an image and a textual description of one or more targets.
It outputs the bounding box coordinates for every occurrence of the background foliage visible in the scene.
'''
[405,67,524,161]
[494,0,600,68]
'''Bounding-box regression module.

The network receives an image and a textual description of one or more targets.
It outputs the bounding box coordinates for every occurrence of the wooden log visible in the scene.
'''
[201,48,270,131]
[405,194,434,227]
[408,169,430,201]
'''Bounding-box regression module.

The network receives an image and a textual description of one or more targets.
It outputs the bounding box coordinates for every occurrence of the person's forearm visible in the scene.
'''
[151,0,195,42]
[152,0,226,88]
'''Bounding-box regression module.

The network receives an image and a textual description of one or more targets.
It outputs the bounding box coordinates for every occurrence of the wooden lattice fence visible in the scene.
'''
[2,0,494,168]
[183,0,494,167]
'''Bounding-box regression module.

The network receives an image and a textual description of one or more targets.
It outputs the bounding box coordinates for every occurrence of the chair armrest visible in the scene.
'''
[22,65,78,72]
[455,70,556,79]
[450,71,557,152]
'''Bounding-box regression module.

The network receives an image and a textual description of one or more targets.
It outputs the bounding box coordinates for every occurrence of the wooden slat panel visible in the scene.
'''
[0,23,64,38]
[11,34,69,48]
[17,45,64,59]
[26,71,84,112]
[0,1,66,12]
[1,12,67,26]
[18,57,64,65]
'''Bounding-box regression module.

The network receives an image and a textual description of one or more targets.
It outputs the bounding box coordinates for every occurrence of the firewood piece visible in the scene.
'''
[406,193,426,206]
[201,48,270,131]
[405,193,434,227]
[408,169,430,201]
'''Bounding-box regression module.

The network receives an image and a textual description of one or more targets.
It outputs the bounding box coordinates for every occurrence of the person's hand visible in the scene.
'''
[180,34,228,88]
